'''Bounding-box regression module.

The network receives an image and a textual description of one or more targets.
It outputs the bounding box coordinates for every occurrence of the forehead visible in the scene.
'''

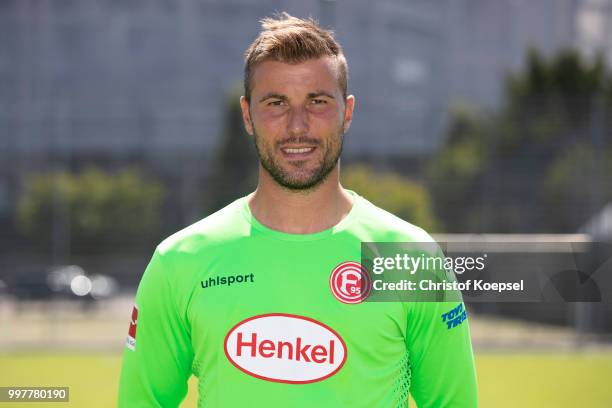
[250,56,341,97]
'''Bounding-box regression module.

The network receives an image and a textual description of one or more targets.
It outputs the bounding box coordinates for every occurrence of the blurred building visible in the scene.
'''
[0,0,597,224]
[446,0,579,107]
[576,0,612,65]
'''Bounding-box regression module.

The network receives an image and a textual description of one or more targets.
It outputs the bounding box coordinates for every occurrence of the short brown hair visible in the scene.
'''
[243,12,348,103]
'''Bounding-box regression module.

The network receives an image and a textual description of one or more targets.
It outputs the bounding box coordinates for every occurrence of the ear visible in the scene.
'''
[342,95,355,133]
[240,96,254,136]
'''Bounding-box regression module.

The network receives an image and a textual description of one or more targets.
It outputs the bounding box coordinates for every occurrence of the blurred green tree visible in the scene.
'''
[429,49,612,232]
[206,87,258,213]
[17,167,164,252]
[427,107,489,232]
[342,165,440,231]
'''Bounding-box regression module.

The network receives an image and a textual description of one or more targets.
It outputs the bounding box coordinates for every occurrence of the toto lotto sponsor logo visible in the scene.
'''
[224,313,347,384]
[329,261,371,304]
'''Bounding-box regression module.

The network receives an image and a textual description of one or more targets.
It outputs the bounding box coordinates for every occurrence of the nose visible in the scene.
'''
[287,106,309,136]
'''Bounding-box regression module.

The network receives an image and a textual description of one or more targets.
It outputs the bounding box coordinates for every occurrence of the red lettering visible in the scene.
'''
[311,345,327,363]
[259,340,275,358]
[233,332,336,364]
[295,337,311,362]
[277,340,293,359]
[236,332,257,357]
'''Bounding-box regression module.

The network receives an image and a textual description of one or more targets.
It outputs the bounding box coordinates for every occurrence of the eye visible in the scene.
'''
[311,99,327,105]
[267,100,285,106]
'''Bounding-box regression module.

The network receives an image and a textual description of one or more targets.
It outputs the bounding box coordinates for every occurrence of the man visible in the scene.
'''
[118,13,477,407]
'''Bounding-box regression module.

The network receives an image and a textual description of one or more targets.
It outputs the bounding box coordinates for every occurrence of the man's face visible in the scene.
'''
[240,57,354,190]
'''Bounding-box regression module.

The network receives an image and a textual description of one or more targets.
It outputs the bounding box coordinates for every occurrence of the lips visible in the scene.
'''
[280,146,317,158]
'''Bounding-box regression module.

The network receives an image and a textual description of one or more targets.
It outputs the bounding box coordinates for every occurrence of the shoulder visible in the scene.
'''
[157,196,250,258]
[351,193,436,243]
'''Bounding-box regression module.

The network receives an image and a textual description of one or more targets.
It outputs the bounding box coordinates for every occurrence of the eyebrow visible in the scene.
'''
[258,93,288,103]
[307,91,335,100]
[258,90,336,103]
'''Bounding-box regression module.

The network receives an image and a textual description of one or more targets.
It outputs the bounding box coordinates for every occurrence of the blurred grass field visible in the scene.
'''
[1,352,611,407]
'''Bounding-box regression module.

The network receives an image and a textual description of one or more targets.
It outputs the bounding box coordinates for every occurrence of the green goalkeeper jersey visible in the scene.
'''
[118,191,478,407]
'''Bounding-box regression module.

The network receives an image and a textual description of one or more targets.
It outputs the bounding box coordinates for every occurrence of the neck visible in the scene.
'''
[247,165,353,234]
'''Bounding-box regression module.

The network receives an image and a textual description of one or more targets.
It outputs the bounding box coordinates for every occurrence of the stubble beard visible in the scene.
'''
[252,124,345,191]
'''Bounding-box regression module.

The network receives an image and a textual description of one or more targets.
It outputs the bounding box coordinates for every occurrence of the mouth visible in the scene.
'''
[280,146,317,159]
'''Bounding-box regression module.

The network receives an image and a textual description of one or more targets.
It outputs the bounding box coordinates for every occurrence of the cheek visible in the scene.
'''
[253,110,287,133]
[309,112,344,138]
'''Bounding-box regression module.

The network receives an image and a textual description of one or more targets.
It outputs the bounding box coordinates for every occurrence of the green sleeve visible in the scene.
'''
[405,300,478,407]
[118,248,194,407]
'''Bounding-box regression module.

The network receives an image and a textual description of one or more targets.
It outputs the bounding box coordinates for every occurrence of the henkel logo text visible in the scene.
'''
[224,313,347,384]
[329,261,371,304]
